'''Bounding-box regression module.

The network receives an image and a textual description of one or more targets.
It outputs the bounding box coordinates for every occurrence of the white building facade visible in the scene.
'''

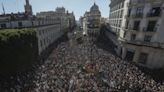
[36,7,76,31]
[81,12,90,35]
[109,0,164,69]
[36,23,63,55]
[0,0,75,59]
[109,0,130,56]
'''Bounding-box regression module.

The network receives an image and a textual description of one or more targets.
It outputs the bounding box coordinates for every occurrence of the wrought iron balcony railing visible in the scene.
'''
[122,38,164,48]
[146,12,161,17]
[143,27,157,32]
[131,13,143,18]
[122,27,140,32]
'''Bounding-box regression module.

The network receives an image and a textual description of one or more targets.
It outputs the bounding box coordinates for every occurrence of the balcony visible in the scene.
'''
[147,12,161,18]
[133,27,140,31]
[146,0,162,3]
[125,13,143,19]
[124,15,131,19]
[123,39,164,48]
[147,7,161,18]
[128,0,146,7]
[123,27,139,33]
[131,13,143,18]
[122,27,129,30]
[143,27,157,32]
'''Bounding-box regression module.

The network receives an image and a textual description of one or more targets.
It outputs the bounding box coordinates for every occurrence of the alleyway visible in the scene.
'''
[0,30,164,92]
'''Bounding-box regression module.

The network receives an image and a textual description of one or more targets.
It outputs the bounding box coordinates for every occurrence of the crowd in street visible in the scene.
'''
[0,31,164,92]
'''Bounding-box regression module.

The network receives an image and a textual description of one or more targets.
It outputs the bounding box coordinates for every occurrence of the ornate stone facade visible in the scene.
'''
[81,3,101,36]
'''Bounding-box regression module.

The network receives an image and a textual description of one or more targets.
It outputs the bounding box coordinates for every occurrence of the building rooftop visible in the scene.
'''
[90,3,99,11]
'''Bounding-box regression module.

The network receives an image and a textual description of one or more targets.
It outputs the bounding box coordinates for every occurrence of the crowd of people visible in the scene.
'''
[0,31,164,92]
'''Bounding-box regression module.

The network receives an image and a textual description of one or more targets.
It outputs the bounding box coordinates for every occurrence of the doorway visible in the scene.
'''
[125,50,135,61]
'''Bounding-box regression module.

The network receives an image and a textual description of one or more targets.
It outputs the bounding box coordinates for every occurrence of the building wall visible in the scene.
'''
[109,0,164,69]
[82,3,101,36]
[0,18,64,56]
[109,0,130,35]
[83,17,87,34]
[0,19,59,29]
[36,24,63,55]
[123,44,164,69]
[123,1,164,69]
[0,1,75,60]
[125,1,164,43]
[109,0,131,55]
[36,8,76,30]
[105,31,119,46]
[0,14,73,57]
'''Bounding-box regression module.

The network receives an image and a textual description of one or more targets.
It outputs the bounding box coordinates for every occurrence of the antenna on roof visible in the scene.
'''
[2,3,5,15]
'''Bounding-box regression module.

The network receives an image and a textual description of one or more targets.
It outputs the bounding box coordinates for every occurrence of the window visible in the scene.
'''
[32,21,34,26]
[138,0,145,3]
[1,24,6,28]
[150,7,161,16]
[44,39,46,46]
[119,3,121,9]
[117,12,119,18]
[131,34,136,41]
[116,20,119,27]
[39,21,41,25]
[125,21,129,29]
[116,4,118,10]
[39,31,42,35]
[120,10,123,18]
[40,40,43,47]
[117,29,120,36]
[133,21,140,30]
[138,53,148,64]
[18,22,23,27]
[118,29,120,33]
[122,2,124,8]
[136,7,143,17]
[127,9,131,17]
[120,3,122,8]
[147,21,156,32]
[136,7,143,15]
[119,20,122,27]
[125,50,135,61]
[144,35,152,42]
[116,29,118,33]
[123,32,126,38]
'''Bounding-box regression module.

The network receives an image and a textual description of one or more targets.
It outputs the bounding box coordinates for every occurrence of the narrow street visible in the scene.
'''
[0,29,164,92]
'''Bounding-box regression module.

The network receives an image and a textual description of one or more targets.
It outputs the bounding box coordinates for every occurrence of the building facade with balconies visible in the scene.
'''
[81,12,90,35]
[109,0,129,35]
[109,0,131,56]
[36,7,76,31]
[110,0,164,69]
[81,3,101,37]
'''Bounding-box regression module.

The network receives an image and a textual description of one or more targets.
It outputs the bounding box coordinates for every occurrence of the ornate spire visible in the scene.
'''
[24,0,32,15]
[94,0,96,4]
[26,0,29,5]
